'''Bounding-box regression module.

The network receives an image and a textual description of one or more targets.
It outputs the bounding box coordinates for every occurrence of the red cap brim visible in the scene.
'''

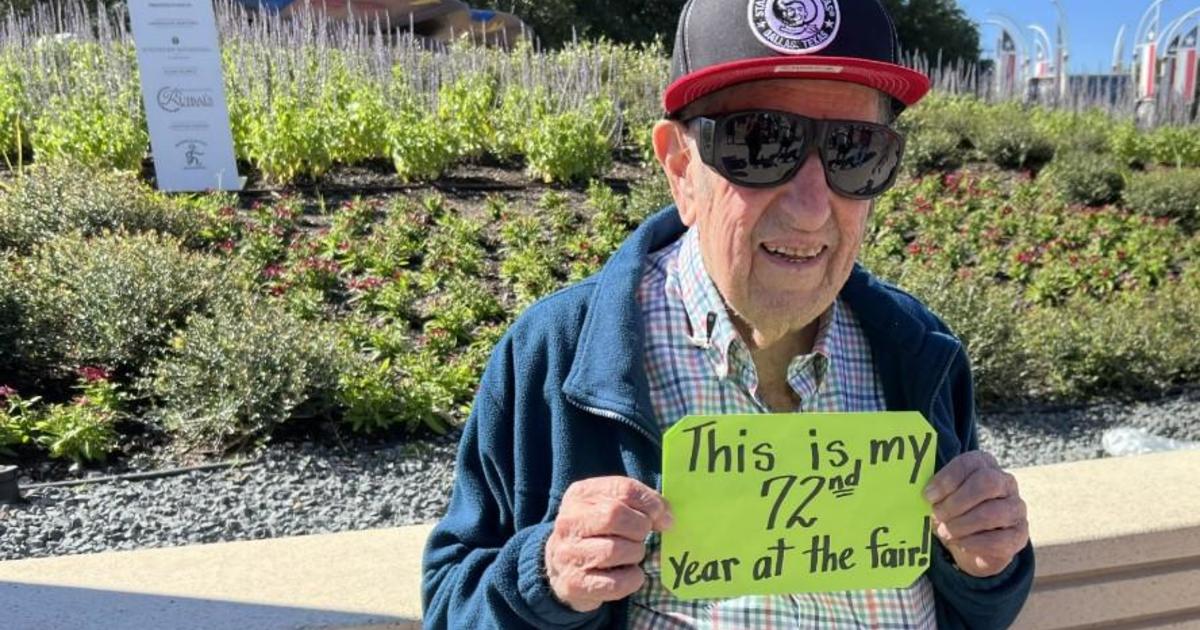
[664,56,931,116]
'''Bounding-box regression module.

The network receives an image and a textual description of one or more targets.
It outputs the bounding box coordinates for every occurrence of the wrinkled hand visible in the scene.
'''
[545,476,674,612]
[924,451,1029,578]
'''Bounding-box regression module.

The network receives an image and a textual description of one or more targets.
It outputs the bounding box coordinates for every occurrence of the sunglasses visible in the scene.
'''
[685,110,907,199]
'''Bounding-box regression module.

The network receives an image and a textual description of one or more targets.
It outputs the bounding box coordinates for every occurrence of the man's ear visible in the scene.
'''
[653,119,699,225]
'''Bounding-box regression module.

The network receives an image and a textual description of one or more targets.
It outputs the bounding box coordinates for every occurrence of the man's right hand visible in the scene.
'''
[544,476,674,613]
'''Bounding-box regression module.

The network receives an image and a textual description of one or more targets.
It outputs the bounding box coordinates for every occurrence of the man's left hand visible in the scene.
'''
[923,450,1029,578]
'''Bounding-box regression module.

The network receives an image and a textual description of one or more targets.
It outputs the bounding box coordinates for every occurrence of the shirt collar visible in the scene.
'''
[666,227,838,388]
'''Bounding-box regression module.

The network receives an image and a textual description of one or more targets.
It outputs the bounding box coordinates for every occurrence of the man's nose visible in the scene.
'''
[773,149,832,230]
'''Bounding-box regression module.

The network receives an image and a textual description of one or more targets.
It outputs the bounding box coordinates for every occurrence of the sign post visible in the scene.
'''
[128,0,242,191]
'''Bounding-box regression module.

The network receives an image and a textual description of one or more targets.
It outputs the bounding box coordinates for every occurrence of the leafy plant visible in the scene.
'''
[0,162,206,254]
[525,98,615,184]
[7,231,250,381]
[1042,151,1127,207]
[1124,169,1200,232]
[976,103,1056,171]
[141,294,343,454]
[33,368,121,464]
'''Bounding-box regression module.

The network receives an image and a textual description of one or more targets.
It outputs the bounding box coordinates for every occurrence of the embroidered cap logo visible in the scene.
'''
[748,0,841,54]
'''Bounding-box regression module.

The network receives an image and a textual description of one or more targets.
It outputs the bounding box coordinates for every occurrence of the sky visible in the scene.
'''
[958,0,1200,74]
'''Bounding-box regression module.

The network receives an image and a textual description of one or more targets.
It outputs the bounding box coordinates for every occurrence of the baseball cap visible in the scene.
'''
[664,0,931,118]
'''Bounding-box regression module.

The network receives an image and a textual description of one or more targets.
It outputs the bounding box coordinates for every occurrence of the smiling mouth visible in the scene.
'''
[761,243,827,263]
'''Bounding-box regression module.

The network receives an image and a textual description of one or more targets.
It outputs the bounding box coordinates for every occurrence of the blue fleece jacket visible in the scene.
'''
[422,207,1034,629]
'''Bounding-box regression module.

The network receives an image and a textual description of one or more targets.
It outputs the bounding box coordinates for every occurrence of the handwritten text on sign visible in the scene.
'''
[660,412,938,600]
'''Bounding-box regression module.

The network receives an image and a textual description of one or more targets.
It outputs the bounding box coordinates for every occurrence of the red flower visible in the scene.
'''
[0,385,16,399]
[906,243,922,256]
[78,365,110,383]
[219,240,235,253]
[1015,250,1035,265]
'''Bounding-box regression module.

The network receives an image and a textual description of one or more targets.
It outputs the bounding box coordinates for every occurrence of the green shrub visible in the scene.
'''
[976,103,1056,170]
[1124,169,1200,231]
[1031,108,1114,155]
[323,73,389,166]
[904,128,965,175]
[0,391,39,458]
[0,163,208,254]
[437,72,497,161]
[871,261,1031,404]
[626,169,673,224]
[1019,278,1200,400]
[0,60,27,163]
[1042,151,1127,207]
[491,85,553,162]
[386,103,457,183]
[33,374,122,464]
[525,98,615,184]
[6,231,249,380]
[336,352,406,434]
[140,294,343,453]
[0,258,21,377]
[1109,121,1153,169]
[32,88,147,171]
[897,93,986,156]
[1146,125,1200,168]
[243,94,334,184]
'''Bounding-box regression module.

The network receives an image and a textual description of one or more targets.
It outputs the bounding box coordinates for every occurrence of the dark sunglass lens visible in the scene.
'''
[822,123,903,198]
[715,112,806,186]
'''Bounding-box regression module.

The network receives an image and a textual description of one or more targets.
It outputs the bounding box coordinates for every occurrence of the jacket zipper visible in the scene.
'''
[571,400,662,449]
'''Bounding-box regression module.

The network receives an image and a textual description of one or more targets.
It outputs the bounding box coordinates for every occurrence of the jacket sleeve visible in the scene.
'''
[421,336,610,630]
[929,346,1035,629]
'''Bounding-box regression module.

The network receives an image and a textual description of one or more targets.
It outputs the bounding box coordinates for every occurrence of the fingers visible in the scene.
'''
[557,498,657,541]
[923,450,998,504]
[935,496,1027,541]
[939,519,1030,568]
[546,476,671,612]
[927,452,1031,578]
[932,466,1018,523]
[553,564,647,612]
[561,536,648,570]
[564,476,674,532]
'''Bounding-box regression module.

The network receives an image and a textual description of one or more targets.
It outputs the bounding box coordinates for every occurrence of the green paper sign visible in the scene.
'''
[660,412,938,600]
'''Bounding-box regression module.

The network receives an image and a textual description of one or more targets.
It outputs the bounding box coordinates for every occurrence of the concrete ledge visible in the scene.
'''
[0,524,433,630]
[1012,450,1200,629]
[1,451,1197,629]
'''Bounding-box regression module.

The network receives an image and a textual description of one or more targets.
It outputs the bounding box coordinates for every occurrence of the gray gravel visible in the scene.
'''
[0,436,459,561]
[2,389,1198,561]
[977,387,1200,468]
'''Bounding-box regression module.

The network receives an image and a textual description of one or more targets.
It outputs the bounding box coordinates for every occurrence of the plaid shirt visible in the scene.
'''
[630,228,936,629]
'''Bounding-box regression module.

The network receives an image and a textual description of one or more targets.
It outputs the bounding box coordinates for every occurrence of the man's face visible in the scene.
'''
[654,79,882,342]
[777,0,808,24]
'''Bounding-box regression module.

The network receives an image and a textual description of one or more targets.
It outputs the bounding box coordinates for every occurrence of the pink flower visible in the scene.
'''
[78,365,110,383]
[906,243,922,256]
[262,265,284,279]
[0,385,16,399]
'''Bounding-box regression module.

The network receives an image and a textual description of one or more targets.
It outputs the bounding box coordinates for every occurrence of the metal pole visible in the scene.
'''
[1051,0,1069,100]
[1114,24,1128,72]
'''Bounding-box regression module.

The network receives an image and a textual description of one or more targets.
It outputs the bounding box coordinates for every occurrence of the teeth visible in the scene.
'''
[764,244,824,259]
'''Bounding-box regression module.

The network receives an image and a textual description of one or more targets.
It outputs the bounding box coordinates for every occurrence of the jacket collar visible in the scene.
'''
[562,205,959,443]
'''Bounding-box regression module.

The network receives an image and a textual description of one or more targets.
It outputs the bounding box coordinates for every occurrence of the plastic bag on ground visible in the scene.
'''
[1101,426,1200,457]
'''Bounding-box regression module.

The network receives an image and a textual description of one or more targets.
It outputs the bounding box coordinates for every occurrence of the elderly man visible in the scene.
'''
[423,0,1035,627]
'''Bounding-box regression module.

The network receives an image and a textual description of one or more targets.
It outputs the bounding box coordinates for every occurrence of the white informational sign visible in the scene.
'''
[128,0,242,191]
